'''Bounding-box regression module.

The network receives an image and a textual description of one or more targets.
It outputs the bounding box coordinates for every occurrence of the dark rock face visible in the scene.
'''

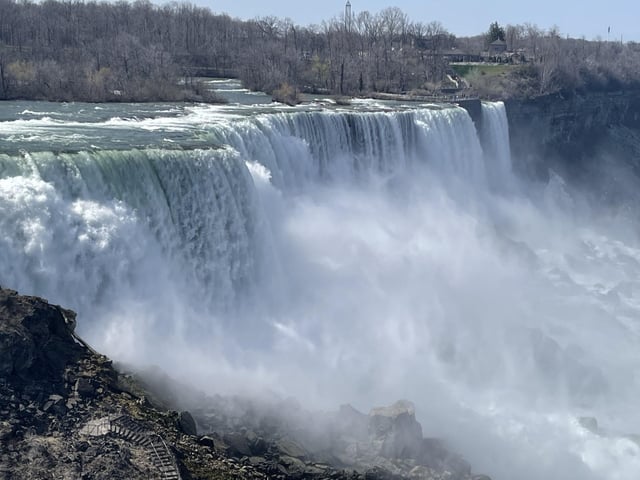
[505,90,640,180]
[0,289,162,480]
[0,288,255,480]
[0,287,491,480]
[0,288,82,379]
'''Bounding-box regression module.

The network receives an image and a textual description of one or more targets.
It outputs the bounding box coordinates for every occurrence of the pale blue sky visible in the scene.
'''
[195,0,638,41]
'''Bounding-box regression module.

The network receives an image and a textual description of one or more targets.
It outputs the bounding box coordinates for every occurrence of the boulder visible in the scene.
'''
[198,433,228,452]
[279,454,306,473]
[198,435,216,448]
[178,411,198,436]
[247,434,268,456]
[223,432,252,457]
[369,400,423,459]
[74,378,96,397]
[0,421,14,441]
[276,437,308,459]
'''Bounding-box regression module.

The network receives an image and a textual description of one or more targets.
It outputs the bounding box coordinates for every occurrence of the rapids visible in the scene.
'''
[0,98,639,479]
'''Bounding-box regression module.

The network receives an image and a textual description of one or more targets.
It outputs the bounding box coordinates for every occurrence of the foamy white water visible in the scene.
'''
[0,100,639,480]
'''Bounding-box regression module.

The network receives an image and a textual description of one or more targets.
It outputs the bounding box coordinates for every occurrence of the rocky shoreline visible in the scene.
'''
[0,287,490,480]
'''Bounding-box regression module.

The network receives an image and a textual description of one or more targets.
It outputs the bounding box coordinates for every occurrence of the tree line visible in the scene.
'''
[468,23,640,98]
[0,0,639,102]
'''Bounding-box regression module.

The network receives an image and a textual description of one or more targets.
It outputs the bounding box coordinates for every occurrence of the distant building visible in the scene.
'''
[489,39,507,55]
[441,48,482,63]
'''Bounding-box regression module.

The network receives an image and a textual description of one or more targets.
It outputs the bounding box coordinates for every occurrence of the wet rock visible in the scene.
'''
[276,437,308,459]
[224,432,253,457]
[365,465,404,480]
[369,400,423,459]
[0,421,14,441]
[280,454,306,472]
[304,463,330,476]
[198,435,216,448]
[74,378,96,397]
[178,410,197,436]
[247,432,268,456]
[248,455,266,466]
[76,441,90,452]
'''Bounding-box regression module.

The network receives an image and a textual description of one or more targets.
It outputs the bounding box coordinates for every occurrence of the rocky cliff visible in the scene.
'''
[0,287,490,480]
[505,90,640,180]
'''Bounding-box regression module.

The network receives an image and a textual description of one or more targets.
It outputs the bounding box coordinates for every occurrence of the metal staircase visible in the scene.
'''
[81,414,181,480]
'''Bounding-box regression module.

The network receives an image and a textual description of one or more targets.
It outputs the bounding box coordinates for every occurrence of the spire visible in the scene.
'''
[345,1,352,32]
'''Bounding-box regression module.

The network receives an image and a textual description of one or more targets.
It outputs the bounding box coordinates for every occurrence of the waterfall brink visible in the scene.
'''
[211,106,488,189]
[0,147,265,316]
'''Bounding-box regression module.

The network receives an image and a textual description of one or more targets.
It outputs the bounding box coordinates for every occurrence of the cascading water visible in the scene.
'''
[208,106,487,189]
[1,100,639,480]
[0,147,265,315]
[480,101,513,191]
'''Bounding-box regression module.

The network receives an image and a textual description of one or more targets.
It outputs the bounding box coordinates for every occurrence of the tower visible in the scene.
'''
[345,1,352,32]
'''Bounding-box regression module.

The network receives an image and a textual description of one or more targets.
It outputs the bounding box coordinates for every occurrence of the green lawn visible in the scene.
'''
[451,64,516,78]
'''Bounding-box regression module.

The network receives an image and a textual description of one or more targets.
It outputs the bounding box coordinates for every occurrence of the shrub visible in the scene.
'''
[272,83,301,105]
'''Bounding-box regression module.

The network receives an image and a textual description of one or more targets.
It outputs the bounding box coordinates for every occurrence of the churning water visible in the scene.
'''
[1,99,639,479]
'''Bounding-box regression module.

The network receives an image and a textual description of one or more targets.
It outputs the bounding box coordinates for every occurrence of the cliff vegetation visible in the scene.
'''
[1,1,640,102]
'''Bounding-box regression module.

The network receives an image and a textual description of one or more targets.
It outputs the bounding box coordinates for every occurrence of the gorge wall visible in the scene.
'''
[504,90,640,179]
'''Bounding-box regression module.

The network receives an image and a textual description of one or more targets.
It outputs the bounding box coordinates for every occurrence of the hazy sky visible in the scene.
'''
[195,0,638,41]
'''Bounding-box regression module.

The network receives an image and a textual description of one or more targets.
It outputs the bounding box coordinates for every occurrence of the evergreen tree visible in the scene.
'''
[487,21,506,44]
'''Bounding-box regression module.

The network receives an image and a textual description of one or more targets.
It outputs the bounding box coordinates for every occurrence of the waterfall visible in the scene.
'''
[0,147,267,317]
[2,100,638,480]
[0,104,503,325]
[0,105,505,317]
[0,101,515,361]
[210,106,488,189]
[480,101,514,191]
